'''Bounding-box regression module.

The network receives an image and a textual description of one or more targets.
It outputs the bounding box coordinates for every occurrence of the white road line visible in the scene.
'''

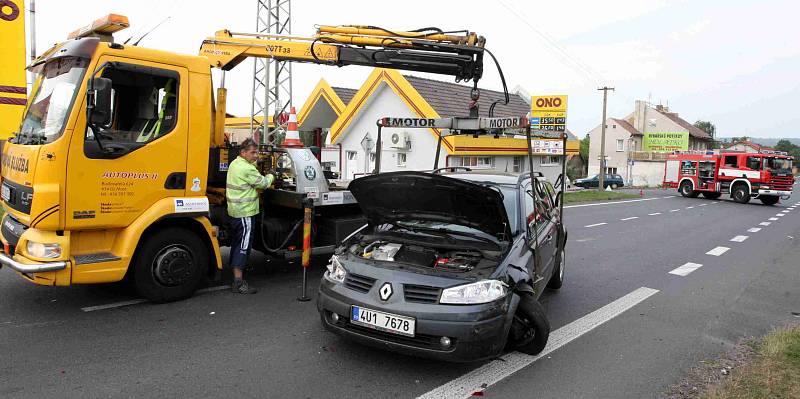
[670,209,680,212]
[669,262,703,276]
[585,222,608,228]
[563,196,673,209]
[781,210,790,213]
[769,218,779,221]
[648,212,661,216]
[620,217,639,221]
[81,285,230,312]
[748,227,762,233]
[760,222,771,226]
[698,204,708,207]
[706,246,730,256]
[686,206,695,209]
[416,287,660,399]
[730,235,749,242]
[775,214,786,217]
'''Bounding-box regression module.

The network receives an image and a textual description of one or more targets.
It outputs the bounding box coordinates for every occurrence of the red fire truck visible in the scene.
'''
[663,151,794,205]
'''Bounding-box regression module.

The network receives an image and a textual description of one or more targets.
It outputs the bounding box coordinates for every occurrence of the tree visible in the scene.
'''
[579,134,589,164]
[694,120,716,139]
[775,139,800,159]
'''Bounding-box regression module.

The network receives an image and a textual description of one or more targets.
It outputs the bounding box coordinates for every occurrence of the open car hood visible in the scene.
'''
[348,171,512,240]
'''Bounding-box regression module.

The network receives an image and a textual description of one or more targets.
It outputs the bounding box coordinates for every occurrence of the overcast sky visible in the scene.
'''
[28,0,800,138]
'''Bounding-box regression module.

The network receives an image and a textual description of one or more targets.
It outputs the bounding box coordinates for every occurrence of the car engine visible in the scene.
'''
[354,241,485,272]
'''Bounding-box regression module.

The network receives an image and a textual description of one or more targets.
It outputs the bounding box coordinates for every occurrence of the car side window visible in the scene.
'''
[524,180,553,237]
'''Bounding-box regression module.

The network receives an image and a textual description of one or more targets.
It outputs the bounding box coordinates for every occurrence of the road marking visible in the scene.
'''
[730,235,749,242]
[781,210,790,213]
[563,196,673,209]
[760,222,771,226]
[81,285,230,312]
[706,246,730,256]
[670,209,680,212]
[649,212,661,216]
[416,287,660,399]
[769,217,779,221]
[748,227,762,233]
[620,216,638,221]
[669,262,703,276]
[698,204,708,207]
[686,206,695,209]
[776,213,785,217]
[585,222,607,228]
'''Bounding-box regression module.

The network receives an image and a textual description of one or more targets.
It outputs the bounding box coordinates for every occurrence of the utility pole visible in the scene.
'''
[597,86,614,191]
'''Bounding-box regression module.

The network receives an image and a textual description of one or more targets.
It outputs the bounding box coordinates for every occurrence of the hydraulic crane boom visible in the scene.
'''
[200,26,486,83]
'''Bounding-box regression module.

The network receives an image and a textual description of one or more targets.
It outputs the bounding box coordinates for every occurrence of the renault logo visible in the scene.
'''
[379,282,393,301]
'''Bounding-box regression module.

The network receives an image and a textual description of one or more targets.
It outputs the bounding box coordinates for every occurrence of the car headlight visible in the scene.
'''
[324,254,347,284]
[440,280,508,304]
[26,241,62,259]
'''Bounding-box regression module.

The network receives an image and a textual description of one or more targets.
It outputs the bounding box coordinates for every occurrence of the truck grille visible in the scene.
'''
[770,175,794,191]
[344,273,376,293]
[403,284,441,304]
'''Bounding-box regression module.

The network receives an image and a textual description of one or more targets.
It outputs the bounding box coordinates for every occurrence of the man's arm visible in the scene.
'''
[241,166,274,190]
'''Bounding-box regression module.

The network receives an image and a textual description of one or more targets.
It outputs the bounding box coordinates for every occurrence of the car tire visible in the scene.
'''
[509,292,550,355]
[133,227,208,303]
[732,184,750,204]
[759,196,779,206]
[610,183,618,189]
[547,247,565,290]
[701,192,721,199]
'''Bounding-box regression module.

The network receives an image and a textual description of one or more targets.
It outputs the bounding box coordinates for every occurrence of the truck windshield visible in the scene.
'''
[16,56,88,145]
[763,157,792,174]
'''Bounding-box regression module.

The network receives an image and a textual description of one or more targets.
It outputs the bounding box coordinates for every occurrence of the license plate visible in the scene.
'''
[351,306,415,337]
[1,184,9,202]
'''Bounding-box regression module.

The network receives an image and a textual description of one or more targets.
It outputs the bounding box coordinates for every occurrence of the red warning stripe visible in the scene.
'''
[0,97,26,106]
[0,85,26,94]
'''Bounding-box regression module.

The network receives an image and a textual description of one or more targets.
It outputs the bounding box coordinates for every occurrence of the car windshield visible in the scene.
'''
[763,157,792,174]
[16,56,88,145]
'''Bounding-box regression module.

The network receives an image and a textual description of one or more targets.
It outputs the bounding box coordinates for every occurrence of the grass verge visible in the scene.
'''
[563,190,639,204]
[703,325,800,399]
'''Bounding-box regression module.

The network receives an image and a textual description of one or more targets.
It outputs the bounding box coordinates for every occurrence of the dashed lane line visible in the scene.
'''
[769,218,779,221]
[416,287,660,399]
[706,246,730,256]
[81,285,231,312]
[760,222,772,226]
[649,212,661,216]
[669,262,703,276]
[686,206,695,209]
[775,214,786,217]
[585,222,608,228]
[620,217,639,221]
[730,235,749,242]
[670,209,680,212]
[563,196,674,209]
[748,227,762,233]
[698,204,708,207]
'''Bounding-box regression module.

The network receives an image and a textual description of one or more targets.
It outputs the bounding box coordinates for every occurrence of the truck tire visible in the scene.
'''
[679,181,693,197]
[133,227,208,303]
[702,192,721,199]
[732,184,750,204]
[759,196,779,205]
[547,247,565,290]
[509,292,550,355]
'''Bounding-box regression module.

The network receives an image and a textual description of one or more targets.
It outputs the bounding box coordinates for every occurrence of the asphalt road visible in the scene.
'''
[1,188,798,398]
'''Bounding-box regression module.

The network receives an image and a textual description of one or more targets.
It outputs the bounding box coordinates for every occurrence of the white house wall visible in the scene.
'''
[587,118,632,175]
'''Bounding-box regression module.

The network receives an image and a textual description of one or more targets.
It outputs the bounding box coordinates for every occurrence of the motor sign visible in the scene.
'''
[478,117,528,130]
[531,95,567,133]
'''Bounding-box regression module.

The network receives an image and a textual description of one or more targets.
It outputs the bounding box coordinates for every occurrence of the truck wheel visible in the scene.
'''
[509,293,550,355]
[759,196,779,206]
[732,184,751,204]
[702,192,721,199]
[133,227,208,303]
[547,247,565,290]
[679,181,695,197]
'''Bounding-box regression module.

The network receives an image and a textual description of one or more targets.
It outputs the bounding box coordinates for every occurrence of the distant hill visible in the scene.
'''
[717,138,800,147]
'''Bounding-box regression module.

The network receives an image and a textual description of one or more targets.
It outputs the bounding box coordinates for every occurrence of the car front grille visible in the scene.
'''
[403,284,441,304]
[344,273,376,293]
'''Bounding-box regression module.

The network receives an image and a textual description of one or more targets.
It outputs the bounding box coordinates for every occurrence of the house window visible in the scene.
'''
[346,151,357,161]
[616,139,624,152]
[462,156,493,168]
[605,167,618,174]
[397,152,407,167]
[541,155,560,166]
[513,156,523,172]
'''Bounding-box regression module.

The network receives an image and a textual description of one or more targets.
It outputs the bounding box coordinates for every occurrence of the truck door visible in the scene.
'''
[65,58,189,230]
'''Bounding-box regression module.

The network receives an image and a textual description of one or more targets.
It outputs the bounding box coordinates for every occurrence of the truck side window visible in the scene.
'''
[724,155,738,168]
[746,156,761,170]
[681,161,697,175]
[91,65,179,145]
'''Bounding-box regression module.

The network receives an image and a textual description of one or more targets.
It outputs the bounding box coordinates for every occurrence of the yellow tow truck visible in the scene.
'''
[0,14,489,301]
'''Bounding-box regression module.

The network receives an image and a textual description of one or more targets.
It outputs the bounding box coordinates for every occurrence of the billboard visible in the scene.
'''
[530,95,567,132]
[0,0,26,140]
[643,132,689,152]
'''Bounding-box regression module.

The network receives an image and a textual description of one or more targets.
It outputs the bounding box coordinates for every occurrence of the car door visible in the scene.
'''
[523,180,558,290]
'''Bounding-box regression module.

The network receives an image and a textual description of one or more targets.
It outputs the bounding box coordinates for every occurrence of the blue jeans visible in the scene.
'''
[229,216,255,270]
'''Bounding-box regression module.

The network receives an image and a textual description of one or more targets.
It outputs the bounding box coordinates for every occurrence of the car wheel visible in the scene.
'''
[610,183,618,189]
[547,247,565,290]
[509,292,550,355]
[133,227,208,303]
[732,184,750,204]
[759,196,779,205]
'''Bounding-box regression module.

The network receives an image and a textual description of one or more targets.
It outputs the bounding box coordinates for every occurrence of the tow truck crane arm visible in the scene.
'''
[200,26,485,82]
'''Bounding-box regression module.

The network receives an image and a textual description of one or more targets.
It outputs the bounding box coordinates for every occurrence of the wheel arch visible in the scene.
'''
[730,178,751,195]
[678,177,695,192]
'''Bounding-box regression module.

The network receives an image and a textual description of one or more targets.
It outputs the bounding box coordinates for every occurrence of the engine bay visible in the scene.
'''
[349,239,497,273]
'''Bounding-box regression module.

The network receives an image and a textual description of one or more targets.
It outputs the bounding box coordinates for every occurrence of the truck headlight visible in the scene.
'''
[440,280,508,304]
[26,241,62,259]
[324,255,347,284]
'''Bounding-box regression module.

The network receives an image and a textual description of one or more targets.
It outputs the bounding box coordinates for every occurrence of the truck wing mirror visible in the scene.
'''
[89,77,113,126]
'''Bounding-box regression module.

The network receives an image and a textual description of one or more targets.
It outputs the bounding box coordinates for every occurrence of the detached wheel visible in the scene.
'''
[759,196,779,205]
[732,184,751,204]
[547,247,565,290]
[133,227,208,303]
[508,292,550,355]
[679,181,695,198]
[702,192,721,199]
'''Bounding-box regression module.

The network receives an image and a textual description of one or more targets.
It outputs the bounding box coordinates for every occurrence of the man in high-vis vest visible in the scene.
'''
[226,139,275,294]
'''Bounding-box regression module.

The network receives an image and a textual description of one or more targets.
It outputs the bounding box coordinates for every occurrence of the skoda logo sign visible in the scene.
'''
[304,166,317,181]
[379,283,393,301]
